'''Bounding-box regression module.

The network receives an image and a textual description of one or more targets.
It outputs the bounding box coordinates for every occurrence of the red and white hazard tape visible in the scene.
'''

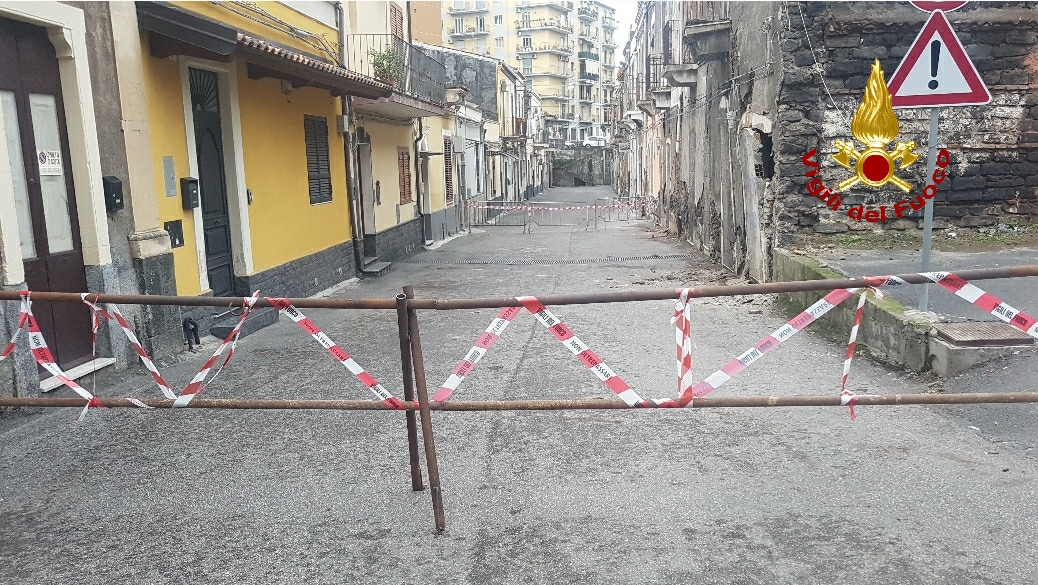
[517,296,646,407]
[1,292,103,420]
[81,295,176,400]
[466,203,636,212]
[433,306,522,402]
[924,271,1038,339]
[655,288,858,408]
[673,288,695,399]
[173,291,259,407]
[266,298,406,410]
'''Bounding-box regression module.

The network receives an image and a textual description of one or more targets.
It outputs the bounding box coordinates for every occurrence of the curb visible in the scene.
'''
[772,248,936,372]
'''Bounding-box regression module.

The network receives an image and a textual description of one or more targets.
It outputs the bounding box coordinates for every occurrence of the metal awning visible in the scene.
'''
[136,2,391,100]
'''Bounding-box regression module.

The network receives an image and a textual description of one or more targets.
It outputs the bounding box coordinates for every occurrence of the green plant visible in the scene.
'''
[367,46,402,82]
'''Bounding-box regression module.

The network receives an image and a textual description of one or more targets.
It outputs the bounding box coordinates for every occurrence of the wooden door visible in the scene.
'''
[0,17,92,371]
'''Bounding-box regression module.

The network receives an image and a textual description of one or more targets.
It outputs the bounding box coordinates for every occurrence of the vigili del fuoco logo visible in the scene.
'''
[802,59,950,224]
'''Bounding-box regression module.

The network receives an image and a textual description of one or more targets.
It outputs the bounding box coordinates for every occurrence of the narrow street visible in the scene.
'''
[2,186,1036,584]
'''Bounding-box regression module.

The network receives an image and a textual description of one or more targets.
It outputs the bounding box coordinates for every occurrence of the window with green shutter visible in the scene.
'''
[304,115,332,205]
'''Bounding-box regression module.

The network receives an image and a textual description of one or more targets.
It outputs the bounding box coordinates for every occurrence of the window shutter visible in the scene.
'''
[305,116,332,204]
[397,147,412,204]
[443,137,454,205]
[391,3,404,39]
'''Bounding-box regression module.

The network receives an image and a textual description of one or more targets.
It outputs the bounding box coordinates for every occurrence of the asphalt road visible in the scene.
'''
[2,186,1036,584]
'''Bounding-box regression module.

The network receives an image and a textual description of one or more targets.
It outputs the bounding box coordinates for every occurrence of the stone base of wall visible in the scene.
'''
[132,252,182,361]
[1,282,38,402]
[424,206,462,242]
[369,218,424,263]
[235,241,357,299]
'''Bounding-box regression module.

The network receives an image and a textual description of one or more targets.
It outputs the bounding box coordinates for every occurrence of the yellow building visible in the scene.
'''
[135,1,392,306]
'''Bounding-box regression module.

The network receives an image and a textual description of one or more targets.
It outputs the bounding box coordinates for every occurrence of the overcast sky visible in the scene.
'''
[605,0,638,61]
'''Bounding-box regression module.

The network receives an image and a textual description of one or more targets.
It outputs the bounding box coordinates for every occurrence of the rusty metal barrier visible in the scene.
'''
[2,262,1038,533]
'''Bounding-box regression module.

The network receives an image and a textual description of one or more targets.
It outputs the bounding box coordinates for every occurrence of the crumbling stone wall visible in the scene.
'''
[774,1,1038,242]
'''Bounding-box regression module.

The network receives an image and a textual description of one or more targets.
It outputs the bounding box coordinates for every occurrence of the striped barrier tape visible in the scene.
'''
[433,306,522,402]
[656,288,858,408]
[672,288,695,399]
[173,291,259,407]
[81,295,176,400]
[0,291,28,362]
[517,296,646,407]
[924,271,1038,338]
[1,292,104,421]
[266,298,406,410]
[467,203,638,212]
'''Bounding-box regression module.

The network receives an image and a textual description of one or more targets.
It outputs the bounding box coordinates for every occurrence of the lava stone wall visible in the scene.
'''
[774,1,1038,241]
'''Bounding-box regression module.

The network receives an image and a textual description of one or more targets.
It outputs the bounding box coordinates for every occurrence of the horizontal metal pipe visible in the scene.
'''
[0,264,1035,310]
[3,392,1038,411]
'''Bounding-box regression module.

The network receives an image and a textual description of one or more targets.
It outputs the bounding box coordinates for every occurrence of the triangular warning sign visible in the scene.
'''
[888,10,991,108]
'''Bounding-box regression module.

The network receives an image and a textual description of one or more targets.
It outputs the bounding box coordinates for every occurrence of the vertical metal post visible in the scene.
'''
[404,286,447,532]
[919,107,941,312]
[395,289,424,492]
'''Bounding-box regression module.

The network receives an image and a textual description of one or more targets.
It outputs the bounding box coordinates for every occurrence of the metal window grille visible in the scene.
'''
[443,137,454,205]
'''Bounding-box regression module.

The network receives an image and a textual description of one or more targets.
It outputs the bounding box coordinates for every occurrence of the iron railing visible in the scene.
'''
[578,50,599,61]
[345,34,446,105]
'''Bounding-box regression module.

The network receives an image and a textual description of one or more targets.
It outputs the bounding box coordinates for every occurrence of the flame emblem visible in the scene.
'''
[832,59,921,193]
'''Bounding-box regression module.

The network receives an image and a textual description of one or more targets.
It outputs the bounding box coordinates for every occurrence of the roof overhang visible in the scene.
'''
[353,93,446,119]
[136,2,391,100]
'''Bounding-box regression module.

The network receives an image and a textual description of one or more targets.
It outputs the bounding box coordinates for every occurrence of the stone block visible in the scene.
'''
[986,176,1025,188]
[959,215,997,227]
[916,218,950,229]
[934,205,971,217]
[951,176,986,190]
[883,219,916,230]
[983,187,1019,199]
[851,46,888,59]
[778,110,804,122]
[813,221,848,234]
[1002,70,1033,85]
[825,34,861,48]
[792,50,816,67]
[1005,30,1038,44]
[946,189,984,202]
[992,45,1032,58]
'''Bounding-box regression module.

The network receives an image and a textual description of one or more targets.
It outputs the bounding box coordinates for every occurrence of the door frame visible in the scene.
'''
[0,3,110,287]
[177,57,252,294]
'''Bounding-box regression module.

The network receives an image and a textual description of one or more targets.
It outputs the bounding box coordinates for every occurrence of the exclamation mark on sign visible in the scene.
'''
[928,40,941,90]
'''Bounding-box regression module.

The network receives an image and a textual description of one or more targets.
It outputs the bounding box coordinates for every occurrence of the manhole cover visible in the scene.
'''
[934,322,1036,347]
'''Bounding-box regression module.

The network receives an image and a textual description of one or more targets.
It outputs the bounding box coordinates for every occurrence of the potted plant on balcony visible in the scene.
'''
[367,46,402,86]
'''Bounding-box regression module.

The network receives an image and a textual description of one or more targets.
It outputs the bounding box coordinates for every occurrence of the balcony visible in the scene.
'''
[602,16,617,29]
[577,6,598,21]
[539,93,569,101]
[578,71,599,82]
[446,1,488,15]
[578,96,592,104]
[527,68,570,78]
[345,35,447,118]
[603,39,617,49]
[515,18,573,34]
[516,43,573,56]
[448,25,490,37]
[523,1,572,12]
[577,50,599,61]
[578,29,598,42]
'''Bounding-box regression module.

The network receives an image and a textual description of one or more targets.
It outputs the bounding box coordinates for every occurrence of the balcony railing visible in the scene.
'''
[577,51,599,61]
[577,6,598,20]
[578,29,599,42]
[602,16,617,29]
[516,43,573,55]
[345,35,446,105]
[448,26,490,36]
[446,1,488,14]
[515,18,573,33]
[579,71,599,82]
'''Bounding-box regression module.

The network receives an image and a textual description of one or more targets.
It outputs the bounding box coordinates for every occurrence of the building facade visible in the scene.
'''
[613,1,1038,282]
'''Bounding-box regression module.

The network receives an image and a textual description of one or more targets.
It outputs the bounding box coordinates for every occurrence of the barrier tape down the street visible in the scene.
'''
[924,272,1038,339]
[266,298,406,410]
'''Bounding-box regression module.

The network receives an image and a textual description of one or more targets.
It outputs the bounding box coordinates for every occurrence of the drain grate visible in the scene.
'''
[934,321,1036,347]
[403,253,694,266]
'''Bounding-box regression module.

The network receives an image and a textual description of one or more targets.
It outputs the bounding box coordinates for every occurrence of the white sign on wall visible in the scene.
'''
[37,150,62,176]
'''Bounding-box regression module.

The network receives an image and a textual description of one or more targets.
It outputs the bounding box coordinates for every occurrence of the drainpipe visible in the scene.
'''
[413,118,427,243]
[336,1,365,272]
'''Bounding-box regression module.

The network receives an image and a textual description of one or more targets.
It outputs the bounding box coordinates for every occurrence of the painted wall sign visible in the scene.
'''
[888,9,990,108]
[37,150,62,176]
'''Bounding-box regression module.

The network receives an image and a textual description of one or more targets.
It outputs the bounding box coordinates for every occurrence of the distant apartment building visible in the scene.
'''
[419,0,616,148]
